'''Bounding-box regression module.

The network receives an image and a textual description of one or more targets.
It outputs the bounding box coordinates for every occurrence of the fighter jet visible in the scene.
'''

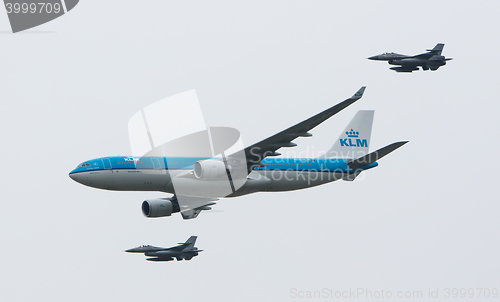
[125,236,202,261]
[368,43,452,72]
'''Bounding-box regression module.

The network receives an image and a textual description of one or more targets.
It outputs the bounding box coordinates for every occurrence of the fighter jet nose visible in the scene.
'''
[125,246,148,253]
[368,55,379,60]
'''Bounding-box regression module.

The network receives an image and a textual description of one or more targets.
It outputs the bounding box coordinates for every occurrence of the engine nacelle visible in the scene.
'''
[430,55,445,61]
[193,160,228,179]
[142,199,175,218]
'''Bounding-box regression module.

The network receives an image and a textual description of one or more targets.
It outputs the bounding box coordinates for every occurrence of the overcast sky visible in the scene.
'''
[1,1,499,301]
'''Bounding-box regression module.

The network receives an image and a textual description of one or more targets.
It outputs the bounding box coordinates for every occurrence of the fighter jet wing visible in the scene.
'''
[238,87,366,171]
[161,244,188,252]
[411,52,435,59]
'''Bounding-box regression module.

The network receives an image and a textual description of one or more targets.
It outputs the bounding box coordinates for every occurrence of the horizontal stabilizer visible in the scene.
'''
[347,141,408,170]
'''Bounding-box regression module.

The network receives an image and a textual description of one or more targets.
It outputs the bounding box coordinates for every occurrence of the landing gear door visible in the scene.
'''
[102,158,112,170]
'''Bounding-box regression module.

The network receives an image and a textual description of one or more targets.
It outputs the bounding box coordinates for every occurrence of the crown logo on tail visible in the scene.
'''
[346,129,359,138]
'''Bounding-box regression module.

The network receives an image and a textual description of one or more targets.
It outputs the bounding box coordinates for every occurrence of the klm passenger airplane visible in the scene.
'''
[69,87,408,219]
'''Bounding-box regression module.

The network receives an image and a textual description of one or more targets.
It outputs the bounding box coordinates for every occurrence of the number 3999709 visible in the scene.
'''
[5,3,62,14]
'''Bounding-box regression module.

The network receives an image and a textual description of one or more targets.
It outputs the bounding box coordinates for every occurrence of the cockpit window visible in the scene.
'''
[77,163,91,168]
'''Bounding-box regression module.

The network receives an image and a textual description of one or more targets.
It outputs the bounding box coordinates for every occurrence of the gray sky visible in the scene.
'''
[1,1,499,301]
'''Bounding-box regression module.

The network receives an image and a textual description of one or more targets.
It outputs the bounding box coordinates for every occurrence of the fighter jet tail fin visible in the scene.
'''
[426,43,445,56]
[321,110,374,159]
[180,236,197,247]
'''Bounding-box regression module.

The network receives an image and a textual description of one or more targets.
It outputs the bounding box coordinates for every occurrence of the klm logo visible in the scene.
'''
[340,129,367,147]
[124,157,139,162]
[346,129,359,137]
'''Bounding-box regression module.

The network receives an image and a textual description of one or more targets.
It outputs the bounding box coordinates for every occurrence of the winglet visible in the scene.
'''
[351,86,366,100]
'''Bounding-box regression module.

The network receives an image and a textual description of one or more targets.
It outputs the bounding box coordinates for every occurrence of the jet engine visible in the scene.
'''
[193,160,229,179]
[142,199,179,218]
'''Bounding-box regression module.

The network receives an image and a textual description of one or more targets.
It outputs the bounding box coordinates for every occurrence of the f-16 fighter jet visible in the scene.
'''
[368,43,452,72]
[126,236,201,261]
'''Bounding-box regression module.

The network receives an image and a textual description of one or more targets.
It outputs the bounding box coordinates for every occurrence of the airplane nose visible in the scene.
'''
[69,172,83,184]
[368,55,379,60]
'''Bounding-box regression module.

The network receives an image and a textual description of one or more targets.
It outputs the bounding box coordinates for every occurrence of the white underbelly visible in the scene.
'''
[258,170,342,191]
[93,169,171,191]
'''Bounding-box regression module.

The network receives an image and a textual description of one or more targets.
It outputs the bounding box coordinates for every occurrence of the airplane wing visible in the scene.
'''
[239,87,366,171]
[412,53,435,59]
[161,245,186,252]
[173,194,218,220]
[160,244,195,252]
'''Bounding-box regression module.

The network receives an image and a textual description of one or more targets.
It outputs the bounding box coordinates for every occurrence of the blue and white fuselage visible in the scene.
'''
[68,88,407,219]
[69,156,378,197]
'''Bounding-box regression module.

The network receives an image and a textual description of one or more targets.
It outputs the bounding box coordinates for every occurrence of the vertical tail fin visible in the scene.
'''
[427,43,444,56]
[184,236,197,247]
[321,110,374,159]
